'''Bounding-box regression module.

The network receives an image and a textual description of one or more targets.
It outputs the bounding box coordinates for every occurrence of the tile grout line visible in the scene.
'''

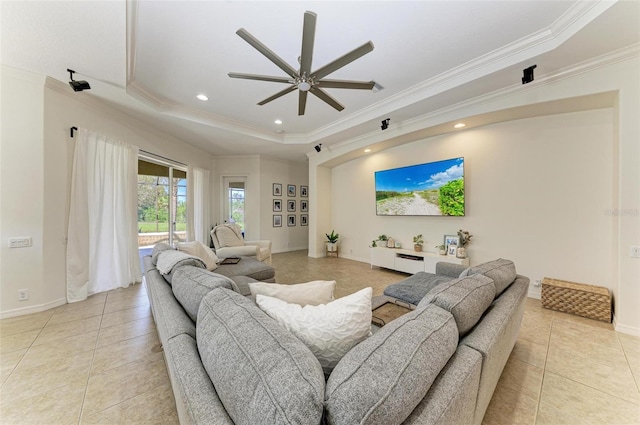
[616,333,640,394]
[532,310,554,425]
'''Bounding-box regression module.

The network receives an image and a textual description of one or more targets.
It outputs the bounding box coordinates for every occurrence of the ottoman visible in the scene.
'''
[383,272,454,305]
[215,256,276,283]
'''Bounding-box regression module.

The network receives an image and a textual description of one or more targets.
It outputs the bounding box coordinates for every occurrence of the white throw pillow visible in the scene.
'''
[215,225,244,247]
[178,241,219,271]
[256,287,373,374]
[249,280,336,306]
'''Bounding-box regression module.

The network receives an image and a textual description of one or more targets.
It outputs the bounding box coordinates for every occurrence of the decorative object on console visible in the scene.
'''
[413,234,423,252]
[436,244,446,255]
[371,240,377,247]
[456,229,473,259]
[377,234,388,247]
[387,237,395,248]
[448,245,457,256]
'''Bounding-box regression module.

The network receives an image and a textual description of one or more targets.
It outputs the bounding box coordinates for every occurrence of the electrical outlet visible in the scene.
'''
[631,246,640,258]
[9,237,32,248]
[533,279,542,287]
[18,289,29,301]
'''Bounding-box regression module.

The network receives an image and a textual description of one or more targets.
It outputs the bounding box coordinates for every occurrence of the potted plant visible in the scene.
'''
[371,240,377,247]
[456,229,473,258]
[377,234,388,248]
[413,234,424,252]
[436,244,446,255]
[326,230,339,252]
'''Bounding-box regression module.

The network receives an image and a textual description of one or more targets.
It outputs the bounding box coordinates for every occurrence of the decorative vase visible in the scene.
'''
[456,247,467,259]
[414,245,422,252]
[439,248,447,255]
[327,242,337,252]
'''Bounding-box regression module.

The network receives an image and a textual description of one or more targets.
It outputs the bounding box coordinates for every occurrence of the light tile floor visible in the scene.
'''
[0,250,638,424]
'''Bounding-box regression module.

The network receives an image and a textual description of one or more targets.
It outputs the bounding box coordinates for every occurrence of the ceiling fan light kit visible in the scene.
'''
[229,11,375,116]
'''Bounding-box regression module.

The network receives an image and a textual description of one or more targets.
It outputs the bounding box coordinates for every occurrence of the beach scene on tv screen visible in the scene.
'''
[375,157,464,216]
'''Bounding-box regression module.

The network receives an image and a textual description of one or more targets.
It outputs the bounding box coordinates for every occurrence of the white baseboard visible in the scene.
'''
[613,316,640,337]
[0,297,67,319]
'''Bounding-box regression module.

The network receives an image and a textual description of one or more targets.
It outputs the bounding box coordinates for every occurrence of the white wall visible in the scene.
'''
[308,56,640,335]
[211,155,308,252]
[0,66,214,317]
[332,109,614,294]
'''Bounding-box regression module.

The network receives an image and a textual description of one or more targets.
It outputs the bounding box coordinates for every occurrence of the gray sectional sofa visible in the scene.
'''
[144,249,528,425]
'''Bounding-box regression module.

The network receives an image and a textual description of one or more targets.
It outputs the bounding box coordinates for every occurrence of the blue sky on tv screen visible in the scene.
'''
[375,157,464,192]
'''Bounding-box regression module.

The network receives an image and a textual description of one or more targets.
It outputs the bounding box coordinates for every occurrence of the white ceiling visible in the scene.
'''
[2,1,639,162]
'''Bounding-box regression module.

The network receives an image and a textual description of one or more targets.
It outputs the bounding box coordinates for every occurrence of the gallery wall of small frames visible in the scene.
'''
[273,184,308,227]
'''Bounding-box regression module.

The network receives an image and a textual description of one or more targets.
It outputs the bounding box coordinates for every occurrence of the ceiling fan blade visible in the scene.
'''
[299,11,316,76]
[228,72,293,84]
[312,41,374,80]
[316,79,375,90]
[257,85,297,106]
[298,90,308,116]
[236,28,298,78]
[309,87,344,112]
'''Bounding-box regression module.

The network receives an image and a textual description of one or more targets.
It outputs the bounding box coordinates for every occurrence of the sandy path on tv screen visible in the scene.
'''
[378,193,441,215]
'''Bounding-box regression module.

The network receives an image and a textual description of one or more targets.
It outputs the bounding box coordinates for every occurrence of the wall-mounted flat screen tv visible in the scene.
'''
[375,157,464,216]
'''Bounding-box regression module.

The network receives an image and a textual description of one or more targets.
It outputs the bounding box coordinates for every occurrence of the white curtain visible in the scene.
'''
[187,166,210,244]
[66,128,141,303]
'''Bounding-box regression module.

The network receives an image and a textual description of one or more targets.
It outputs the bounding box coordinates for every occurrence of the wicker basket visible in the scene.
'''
[541,278,611,322]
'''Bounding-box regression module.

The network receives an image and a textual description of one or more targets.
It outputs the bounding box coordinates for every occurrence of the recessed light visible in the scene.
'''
[454,123,466,129]
[364,148,372,153]
[196,94,208,101]
[274,119,283,125]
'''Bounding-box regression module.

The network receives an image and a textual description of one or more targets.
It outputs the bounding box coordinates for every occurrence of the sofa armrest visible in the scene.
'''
[215,245,259,258]
[245,240,271,250]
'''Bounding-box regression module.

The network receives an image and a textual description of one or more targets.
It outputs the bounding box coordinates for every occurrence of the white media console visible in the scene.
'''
[370,247,469,274]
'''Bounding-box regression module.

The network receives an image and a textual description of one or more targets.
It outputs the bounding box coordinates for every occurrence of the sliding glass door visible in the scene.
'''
[137,158,187,249]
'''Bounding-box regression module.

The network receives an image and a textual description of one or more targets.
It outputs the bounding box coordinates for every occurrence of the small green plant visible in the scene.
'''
[436,244,445,250]
[326,230,339,243]
[371,240,377,247]
[378,234,388,241]
[413,234,424,246]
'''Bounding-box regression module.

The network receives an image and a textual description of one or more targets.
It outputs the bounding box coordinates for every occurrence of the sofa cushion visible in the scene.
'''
[418,274,496,336]
[324,304,458,425]
[383,272,454,305]
[151,242,172,265]
[177,241,219,271]
[249,280,335,306]
[214,224,244,247]
[256,287,372,375]
[459,258,516,296]
[156,250,206,284]
[171,266,234,321]
[214,257,275,282]
[197,288,325,425]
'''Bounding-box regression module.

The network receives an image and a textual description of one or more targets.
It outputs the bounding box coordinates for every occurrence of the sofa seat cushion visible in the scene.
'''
[459,258,516,296]
[383,272,454,305]
[249,280,336,306]
[418,274,496,336]
[197,288,325,425]
[171,266,234,321]
[324,304,458,425]
[214,257,275,282]
[256,287,372,375]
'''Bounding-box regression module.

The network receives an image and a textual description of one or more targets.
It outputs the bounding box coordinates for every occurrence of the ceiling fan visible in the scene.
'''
[229,11,375,116]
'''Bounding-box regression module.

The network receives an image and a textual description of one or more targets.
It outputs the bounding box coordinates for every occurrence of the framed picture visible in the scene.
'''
[273,199,282,212]
[273,215,282,227]
[300,186,308,197]
[448,245,457,256]
[444,235,459,248]
[273,183,282,196]
[287,200,296,212]
[287,184,296,197]
[301,214,308,226]
[287,214,296,226]
[300,200,308,212]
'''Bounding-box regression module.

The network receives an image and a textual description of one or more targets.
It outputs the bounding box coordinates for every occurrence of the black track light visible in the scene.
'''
[522,65,537,85]
[314,144,322,152]
[68,69,91,92]
[381,118,390,130]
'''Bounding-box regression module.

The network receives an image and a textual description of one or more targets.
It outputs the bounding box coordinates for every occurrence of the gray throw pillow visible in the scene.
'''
[459,258,516,296]
[325,304,458,425]
[171,266,234,321]
[419,274,496,336]
[197,288,325,425]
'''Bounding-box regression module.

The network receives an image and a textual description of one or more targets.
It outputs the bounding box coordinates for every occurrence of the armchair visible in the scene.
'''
[210,224,272,264]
